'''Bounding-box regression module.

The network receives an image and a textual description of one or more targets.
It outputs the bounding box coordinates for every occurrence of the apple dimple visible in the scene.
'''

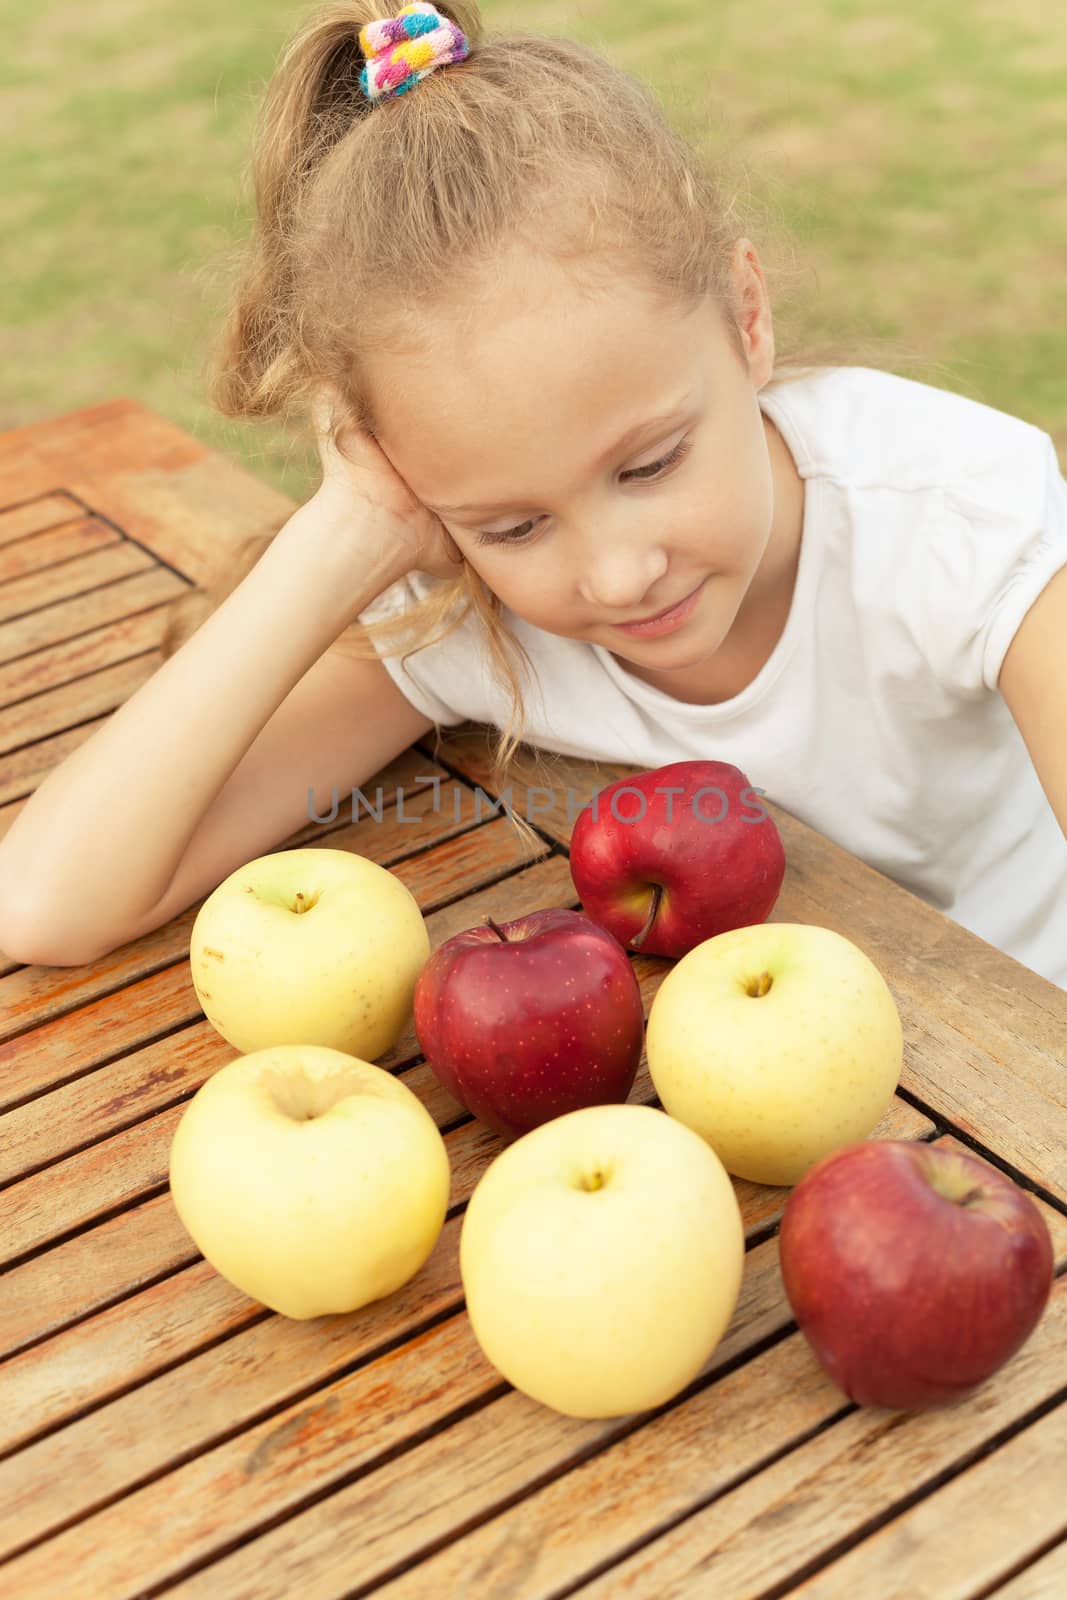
[628,884,664,952]
[919,1148,994,1208]
[259,1061,361,1121]
[251,881,323,914]
[743,970,774,998]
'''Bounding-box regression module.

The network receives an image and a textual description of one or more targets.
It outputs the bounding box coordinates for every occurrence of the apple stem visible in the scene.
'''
[485,916,509,943]
[628,884,662,951]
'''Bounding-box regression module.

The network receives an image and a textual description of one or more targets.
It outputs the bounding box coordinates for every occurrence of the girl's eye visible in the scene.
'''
[473,435,694,548]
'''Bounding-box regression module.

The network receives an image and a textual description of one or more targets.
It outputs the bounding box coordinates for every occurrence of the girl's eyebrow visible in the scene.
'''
[429,403,694,516]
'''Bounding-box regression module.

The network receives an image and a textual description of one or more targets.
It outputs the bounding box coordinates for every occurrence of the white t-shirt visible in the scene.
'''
[358,366,1067,989]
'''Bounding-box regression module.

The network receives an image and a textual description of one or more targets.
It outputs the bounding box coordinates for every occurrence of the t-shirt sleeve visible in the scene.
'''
[919,431,1067,697]
[355,574,470,728]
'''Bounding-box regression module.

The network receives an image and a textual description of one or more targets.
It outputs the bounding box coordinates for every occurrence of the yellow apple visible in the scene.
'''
[645,922,903,1187]
[190,847,430,1059]
[169,1045,450,1318]
[460,1103,745,1418]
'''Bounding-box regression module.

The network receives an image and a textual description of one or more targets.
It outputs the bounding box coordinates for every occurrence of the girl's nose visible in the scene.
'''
[576,539,671,613]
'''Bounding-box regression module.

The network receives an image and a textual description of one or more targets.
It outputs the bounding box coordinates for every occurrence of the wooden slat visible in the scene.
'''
[0,651,162,756]
[0,399,296,585]
[0,623,180,744]
[0,564,187,681]
[0,1309,494,1591]
[0,538,156,626]
[0,493,86,545]
[0,515,122,581]
[782,1406,1067,1600]
[986,1540,1067,1599]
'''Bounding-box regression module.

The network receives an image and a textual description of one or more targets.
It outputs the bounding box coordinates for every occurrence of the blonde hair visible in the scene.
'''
[165,0,944,850]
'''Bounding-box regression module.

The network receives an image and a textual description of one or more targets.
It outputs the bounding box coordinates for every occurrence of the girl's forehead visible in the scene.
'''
[364,276,718,445]
[365,318,733,517]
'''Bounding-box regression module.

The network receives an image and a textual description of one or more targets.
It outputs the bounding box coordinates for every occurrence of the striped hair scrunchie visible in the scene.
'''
[358,2,471,103]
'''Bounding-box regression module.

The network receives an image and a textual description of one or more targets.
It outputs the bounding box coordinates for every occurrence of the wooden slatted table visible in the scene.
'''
[1,401,1066,1600]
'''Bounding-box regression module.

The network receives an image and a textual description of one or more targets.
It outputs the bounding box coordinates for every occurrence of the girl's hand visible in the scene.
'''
[307,386,466,582]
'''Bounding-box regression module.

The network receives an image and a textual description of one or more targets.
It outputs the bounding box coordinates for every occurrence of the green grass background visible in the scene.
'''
[6,0,1066,506]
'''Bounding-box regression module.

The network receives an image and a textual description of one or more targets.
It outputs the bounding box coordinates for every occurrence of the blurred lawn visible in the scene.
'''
[5,0,1066,508]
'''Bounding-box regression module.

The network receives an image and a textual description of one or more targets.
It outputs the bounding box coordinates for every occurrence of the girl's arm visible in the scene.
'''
[0,503,412,963]
[998,563,1067,841]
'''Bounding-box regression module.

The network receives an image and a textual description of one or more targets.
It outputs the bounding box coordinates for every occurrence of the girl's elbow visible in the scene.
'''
[0,909,105,969]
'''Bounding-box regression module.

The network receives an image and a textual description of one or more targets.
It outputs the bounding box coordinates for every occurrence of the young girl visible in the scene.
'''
[2,0,1065,991]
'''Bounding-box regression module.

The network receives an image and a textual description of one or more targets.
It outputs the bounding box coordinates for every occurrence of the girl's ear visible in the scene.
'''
[728,238,776,386]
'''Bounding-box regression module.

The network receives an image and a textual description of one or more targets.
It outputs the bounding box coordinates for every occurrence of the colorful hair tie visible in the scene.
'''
[359,3,471,103]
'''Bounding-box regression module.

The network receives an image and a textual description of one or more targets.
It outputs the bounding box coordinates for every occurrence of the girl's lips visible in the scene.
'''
[613,578,707,638]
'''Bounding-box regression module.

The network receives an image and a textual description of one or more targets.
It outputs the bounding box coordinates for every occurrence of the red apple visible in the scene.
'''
[779,1140,1055,1410]
[413,907,644,1141]
[568,760,785,959]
